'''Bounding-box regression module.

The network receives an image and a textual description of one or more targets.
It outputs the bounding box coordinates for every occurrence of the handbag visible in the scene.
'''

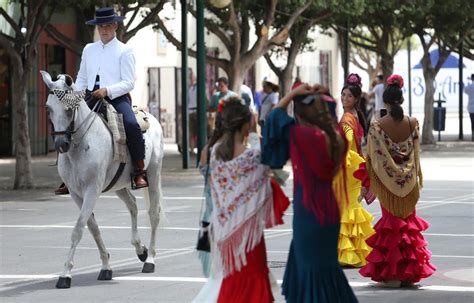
[196,148,212,252]
[196,221,211,252]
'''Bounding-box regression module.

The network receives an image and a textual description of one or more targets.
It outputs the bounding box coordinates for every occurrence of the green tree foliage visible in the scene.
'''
[263,1,332,95]
[402,0,474,144]
[45,0,167,56]
[156,0,312,90]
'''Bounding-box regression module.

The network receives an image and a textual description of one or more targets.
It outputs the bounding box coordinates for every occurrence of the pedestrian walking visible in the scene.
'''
[359,74,436,287]
[368,74,385,120]
[262,84,358,303]
[194,98,289,303]
[464,73,474,141]
[258,77,280,127]
[337,74,375,268]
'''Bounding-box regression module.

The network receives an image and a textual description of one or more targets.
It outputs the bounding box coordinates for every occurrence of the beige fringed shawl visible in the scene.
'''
[367,120,423,218]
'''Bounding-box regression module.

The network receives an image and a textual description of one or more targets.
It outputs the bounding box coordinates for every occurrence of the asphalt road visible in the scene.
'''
[0,147,473,302]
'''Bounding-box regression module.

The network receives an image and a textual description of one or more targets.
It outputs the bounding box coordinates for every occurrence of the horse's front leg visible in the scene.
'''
[56,190,99,288]
[87,213,113,280]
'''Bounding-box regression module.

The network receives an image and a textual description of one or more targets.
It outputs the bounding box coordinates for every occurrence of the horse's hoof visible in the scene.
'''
[142,262,155,273]
[97,269,113,280]
[137,247,148,262]
[56,277,71,289]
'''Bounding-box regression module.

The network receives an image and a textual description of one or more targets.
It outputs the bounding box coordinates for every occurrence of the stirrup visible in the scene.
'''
[130,171,148,190]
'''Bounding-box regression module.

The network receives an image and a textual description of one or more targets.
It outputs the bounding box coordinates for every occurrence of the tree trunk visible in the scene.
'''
[380,52,394,81]
[12,67,33,189]
[280,67,294,97]
[228,64,244,92]
[421,68,436,145]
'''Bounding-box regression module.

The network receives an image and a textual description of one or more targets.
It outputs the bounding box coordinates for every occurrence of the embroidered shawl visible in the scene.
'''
[290,125,348,225]
[209,147,274,277]
[367,120,423,218]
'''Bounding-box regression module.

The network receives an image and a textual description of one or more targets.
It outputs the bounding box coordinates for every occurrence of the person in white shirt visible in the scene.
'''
[368,74,385,120]
[77,7,147,188]
[464,73,474,141]
[188,71,198,152]
[258,78,280,127]
[240,83,256,112]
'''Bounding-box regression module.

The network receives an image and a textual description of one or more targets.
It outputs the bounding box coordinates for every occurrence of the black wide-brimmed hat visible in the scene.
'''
[86,7,126,26]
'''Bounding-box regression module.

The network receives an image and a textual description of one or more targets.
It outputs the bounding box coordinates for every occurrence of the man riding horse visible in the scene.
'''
[55,7,147,194]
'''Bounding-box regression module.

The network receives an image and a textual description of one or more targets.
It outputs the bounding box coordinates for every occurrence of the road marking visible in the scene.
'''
[0,224,198,231]
[101,195,204,200]
[24,246,197,251]
[0,275,473,292]
[425,233,474,237]
[0,248,195,292]
[3,225,474,238]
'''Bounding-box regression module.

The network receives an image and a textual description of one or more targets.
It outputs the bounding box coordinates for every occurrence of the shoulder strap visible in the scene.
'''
[258,94,271,117]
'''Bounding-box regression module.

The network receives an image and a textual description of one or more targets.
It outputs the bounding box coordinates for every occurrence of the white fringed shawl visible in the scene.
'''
[209,146,274,277]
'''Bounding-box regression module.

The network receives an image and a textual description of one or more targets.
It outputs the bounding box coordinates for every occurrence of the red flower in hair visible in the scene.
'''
[346,73,362,87]
[217,99,225,113]
[387,74,404,88]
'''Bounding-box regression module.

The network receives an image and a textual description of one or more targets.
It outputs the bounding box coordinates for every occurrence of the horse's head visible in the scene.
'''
[40,70,85,153]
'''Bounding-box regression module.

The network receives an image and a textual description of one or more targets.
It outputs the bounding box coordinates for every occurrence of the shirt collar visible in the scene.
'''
[100,36,118,48]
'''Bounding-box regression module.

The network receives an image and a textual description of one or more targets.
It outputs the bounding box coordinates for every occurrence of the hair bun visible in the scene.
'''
[387,74,404,89]
[346,73,362,87]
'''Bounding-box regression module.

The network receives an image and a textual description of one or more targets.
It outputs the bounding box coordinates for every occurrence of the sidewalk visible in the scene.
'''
[0,144,201,201]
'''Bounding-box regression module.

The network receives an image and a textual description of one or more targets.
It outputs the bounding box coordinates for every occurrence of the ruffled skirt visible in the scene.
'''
[359,207,436,283]
[338,198,375,267]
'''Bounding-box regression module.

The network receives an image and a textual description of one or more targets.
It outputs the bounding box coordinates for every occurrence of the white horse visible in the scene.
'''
[40,71,164,289]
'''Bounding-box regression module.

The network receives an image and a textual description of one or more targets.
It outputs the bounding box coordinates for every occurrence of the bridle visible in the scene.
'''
[48,89,100,148]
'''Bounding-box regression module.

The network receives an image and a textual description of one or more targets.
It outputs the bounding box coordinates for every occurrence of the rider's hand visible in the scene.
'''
[92,88,108,99]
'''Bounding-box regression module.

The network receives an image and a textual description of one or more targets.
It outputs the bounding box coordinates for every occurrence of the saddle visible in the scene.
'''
[86,95,149,164]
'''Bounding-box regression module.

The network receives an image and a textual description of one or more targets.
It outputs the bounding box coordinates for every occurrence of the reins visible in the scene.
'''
[49,90,102,148]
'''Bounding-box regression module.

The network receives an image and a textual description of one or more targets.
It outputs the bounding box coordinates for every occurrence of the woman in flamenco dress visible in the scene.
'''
[337,73,375,268]
[262,84,358,303]
[359,74,436,287]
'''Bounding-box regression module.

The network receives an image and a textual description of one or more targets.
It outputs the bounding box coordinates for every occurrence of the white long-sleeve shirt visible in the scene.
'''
[75,36,135,100]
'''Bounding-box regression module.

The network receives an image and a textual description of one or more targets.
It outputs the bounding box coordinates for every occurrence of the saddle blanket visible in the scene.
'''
[103,101,150,163]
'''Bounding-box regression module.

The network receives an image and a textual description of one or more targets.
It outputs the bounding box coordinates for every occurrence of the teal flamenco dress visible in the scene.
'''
[262,108,358,303]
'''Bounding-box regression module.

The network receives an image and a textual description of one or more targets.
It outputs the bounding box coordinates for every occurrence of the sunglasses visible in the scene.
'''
[294,94,316,105]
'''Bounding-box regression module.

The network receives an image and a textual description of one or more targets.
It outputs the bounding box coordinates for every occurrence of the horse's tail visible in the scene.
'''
[144,113,167,226]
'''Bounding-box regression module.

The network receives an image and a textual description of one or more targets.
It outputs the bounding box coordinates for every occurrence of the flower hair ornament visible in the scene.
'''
[387,74,404,89]
[346,73,362,88]
[217,99,226,113]
[217,98,247,113]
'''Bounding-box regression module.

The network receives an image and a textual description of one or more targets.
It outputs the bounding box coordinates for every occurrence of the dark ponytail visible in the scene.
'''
[214,97,252,162]
[383,79,404,122]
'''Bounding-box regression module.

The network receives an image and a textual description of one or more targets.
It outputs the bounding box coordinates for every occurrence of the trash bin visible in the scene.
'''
[433,94,446,141]
[433,105,446,131]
